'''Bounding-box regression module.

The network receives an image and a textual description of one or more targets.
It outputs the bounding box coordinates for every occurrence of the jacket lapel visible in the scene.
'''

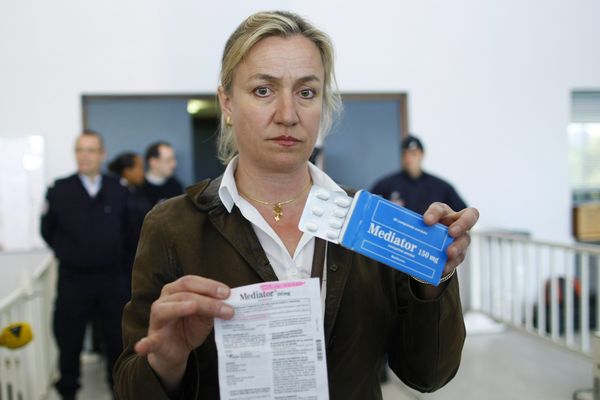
[189,178,279,283]
[323,243,353,344]
[209,206,279,282]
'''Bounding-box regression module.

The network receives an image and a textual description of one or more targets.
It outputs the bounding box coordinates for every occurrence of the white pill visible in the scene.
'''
[332,208,347,218]
[334,196,351,207]
[311,206,324,216]
[305,222,319,232]
[316,190,330,200]
[329,219,342,229]
[326,230,339,240]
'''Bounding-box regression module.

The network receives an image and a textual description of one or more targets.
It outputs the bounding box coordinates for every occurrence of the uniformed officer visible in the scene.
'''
[371,135,467,214]
[41,130,130,400]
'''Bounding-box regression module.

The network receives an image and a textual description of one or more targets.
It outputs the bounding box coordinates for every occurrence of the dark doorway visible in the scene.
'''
[193,116,224,181]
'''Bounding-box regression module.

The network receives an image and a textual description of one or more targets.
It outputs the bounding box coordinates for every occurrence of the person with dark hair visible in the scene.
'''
[114,11,479,400]
[108,152,145,188]
[371,135,467,214]
[41,130,130,400]
[108,152,152,278]
[142,141,183,205]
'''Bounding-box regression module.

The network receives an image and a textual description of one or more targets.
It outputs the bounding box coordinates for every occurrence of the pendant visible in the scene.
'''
[273,203,283,222]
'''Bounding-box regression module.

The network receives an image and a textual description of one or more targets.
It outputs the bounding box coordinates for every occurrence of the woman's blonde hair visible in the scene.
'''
[217,10,342,164]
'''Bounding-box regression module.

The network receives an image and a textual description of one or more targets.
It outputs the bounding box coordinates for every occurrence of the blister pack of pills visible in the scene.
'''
[298,186,354,244]
[299,185,454,285]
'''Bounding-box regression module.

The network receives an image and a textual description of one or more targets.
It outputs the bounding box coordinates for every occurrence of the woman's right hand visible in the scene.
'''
[134,275,234,392]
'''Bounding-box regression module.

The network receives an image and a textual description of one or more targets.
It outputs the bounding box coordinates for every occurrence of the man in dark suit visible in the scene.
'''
[142,141,184,206]
[41,130,129,400]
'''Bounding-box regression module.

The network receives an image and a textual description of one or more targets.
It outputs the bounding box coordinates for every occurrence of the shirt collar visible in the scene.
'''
[218,157,239,212]
[78,173,103,197]
[218,156,346,214]
[145,172,167,185]
[79,173,101,182]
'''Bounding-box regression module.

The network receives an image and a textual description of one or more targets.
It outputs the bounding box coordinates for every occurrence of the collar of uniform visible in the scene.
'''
[401,170,427,182]
[218,156,346,214]
[78,173,103,197]
[145,172,167,186]
[78,173,102,185]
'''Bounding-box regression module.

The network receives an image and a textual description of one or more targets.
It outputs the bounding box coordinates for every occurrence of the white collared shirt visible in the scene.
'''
[218,157,346,286]
[145,172,167,186]
[79,174,102,198]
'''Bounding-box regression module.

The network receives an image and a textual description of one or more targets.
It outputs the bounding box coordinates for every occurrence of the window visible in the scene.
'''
[570,92,600,203]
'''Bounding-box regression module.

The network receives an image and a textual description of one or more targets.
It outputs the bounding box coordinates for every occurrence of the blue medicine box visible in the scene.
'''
[341,191,453,285]
[299,187,453,285]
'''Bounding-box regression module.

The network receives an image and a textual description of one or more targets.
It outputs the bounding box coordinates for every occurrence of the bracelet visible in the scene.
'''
[412,268,456,285]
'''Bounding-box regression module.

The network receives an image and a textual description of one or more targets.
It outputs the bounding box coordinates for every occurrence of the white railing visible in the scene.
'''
[0,251,57,400]
[468,230,600,357]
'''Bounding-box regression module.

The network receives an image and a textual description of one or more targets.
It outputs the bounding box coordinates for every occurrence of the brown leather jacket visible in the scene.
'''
[113,177,465,399]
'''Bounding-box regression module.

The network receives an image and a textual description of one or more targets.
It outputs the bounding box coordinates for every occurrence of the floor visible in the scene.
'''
[46,353,113,400]
[382,329,592,400]
[47,329,593,400]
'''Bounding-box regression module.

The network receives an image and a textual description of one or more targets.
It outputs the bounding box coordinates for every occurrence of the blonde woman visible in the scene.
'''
[114,11,478,399]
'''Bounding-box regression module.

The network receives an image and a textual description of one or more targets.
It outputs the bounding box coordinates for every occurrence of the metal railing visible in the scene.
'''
[469,230,600,357]
[0,252,57,400]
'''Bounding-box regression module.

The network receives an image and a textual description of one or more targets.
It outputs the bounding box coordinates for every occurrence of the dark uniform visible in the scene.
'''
[371,170,467,215]
[123,184,153,283]
[142,176,183,206]
[41,173,130,399]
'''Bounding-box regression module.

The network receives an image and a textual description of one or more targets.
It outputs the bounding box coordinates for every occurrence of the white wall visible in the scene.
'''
[0,137,45,250]
[1,0,599,243]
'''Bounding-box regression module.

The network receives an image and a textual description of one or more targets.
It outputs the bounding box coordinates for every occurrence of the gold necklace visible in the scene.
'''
[239,179,312,222]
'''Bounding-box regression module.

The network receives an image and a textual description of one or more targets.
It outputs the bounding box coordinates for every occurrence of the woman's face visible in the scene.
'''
[219,35,324,173]
[123,155,145,187]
